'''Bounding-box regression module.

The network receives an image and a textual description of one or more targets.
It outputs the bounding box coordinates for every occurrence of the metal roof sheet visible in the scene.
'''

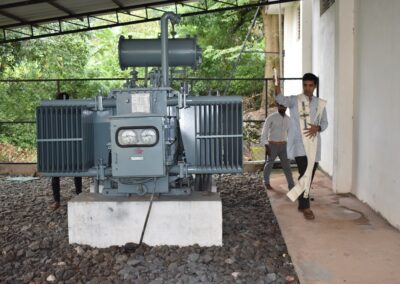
[0,0,176,29]
[0,0,297,43]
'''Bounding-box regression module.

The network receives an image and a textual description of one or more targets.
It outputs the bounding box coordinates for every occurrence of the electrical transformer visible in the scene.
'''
[36,12,243,196]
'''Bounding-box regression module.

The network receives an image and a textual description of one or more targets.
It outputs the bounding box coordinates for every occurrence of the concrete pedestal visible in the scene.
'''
[68,192,222,248]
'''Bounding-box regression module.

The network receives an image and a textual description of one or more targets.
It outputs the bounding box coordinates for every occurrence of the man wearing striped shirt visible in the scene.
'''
[261,104,295,191]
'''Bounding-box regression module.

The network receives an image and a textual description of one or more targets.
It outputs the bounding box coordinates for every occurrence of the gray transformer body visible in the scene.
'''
[36,13,242,196]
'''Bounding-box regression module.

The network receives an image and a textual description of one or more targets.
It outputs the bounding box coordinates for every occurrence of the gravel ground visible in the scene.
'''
[0,173,298,284]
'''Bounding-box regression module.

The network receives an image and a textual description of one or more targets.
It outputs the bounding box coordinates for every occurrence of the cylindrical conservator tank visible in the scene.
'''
[118,36,202,69]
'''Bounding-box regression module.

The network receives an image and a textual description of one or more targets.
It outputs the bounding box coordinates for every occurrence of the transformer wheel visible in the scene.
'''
[194,174,212,192]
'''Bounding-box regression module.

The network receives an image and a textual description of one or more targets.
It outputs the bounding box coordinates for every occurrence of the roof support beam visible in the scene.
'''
[112,0,139,16]
[214,0,238,7]
[90,15,117,24]
[0,0,299,44]
[111,0,125,8]
[62,19,89,29]
[179,2,206,11]
[4,28,32,37]
[119,11,148,20]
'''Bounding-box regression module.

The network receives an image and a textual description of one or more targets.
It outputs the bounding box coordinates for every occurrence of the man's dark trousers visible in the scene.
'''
[51,177,82,203]
[295,156,318,210]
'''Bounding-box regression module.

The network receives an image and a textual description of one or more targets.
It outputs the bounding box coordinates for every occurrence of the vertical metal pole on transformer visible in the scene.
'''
[161,12,181,88]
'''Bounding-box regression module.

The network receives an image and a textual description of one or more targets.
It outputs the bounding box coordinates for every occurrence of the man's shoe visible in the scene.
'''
[264,183,274,190]
[299,208,315,220]
[50,202,60,210]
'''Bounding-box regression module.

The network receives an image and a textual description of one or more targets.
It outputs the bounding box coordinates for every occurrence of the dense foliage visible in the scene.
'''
[0,7,265,155]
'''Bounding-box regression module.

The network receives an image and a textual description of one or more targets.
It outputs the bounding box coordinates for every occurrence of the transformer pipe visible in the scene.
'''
[169,165,242,175]
[40,96,241,108]
[40,99,116,108]
[167,96,242,106]
[41,168,112,177]
[161,12,181,87]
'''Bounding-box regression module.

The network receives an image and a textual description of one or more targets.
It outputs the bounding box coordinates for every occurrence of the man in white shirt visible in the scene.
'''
[261,104,295,191]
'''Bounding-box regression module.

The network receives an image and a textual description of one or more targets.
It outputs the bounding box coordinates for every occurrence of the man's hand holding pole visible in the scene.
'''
[273,68,280,95]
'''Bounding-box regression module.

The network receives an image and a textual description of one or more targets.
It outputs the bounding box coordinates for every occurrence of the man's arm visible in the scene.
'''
[260,116,272,145]
[274,80,295,108]
[261,116,272,156]
[319,108,328,132]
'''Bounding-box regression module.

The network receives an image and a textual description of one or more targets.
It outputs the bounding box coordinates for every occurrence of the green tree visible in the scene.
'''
[0,34,91,147]
[0,9,265,152]
[176,6,265,96]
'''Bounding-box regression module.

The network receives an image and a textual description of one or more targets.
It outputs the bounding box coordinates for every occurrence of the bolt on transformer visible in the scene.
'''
[36,12,243,196]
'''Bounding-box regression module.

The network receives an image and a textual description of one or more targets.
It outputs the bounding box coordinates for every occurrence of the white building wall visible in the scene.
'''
[354,0,400,228]
[278,0,400,228]
[312,0,335,175]
[311,0,400,228]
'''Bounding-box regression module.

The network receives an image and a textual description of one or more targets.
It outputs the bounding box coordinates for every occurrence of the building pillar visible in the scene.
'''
[333,0,355,193]
[261,11,280,113]
[301,0,313,73]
